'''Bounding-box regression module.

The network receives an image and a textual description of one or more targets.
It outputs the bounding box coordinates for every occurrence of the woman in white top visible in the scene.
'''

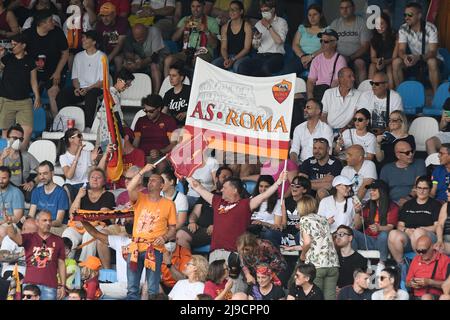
[161,170,188,230]
[336,108,376,161]
[372,267,409,300]
[317,175,362,234]
[168,255,209,300]
[250,175,283,246]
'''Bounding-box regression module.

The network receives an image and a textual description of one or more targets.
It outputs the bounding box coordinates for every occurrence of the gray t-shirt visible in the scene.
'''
[380,159,426,202]
[330,16,371,57]
[2,151,39,187]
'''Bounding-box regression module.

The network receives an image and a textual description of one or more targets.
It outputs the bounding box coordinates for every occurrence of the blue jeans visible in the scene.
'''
[23,283,57,300]
[126,250,163,300]
[212,55,250,73]
[281,55,308,77]
[351,230,389,262]
[237,53,284,77]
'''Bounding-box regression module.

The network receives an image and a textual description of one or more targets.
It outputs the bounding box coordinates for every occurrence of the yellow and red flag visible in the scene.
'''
[13,263,21,300]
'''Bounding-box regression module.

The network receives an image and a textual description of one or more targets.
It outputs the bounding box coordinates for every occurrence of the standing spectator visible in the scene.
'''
[435,189,450,255]
[0,34,38,151]
[406,235,450,300]
[380,140,426,205]
[393,2,442,94]
[56,30,105,130]
[334,225,367,289]
[161,169,188,230]
[237,0,287,77]
[320,67,360,132]
[431,144,450,202]
[289,98,333,164]
[212,0,252,73]
[0,166,24,240]
[372,266,409,300]
[248,264,286,300]
[0,0,19,40]
[287,263,324,300]
[23,9,69,117]
[96,2,129,72]
[337,268,373,300]
[126,163,177,300]
[168,255,208,300]
[203,259,233,300]
[95,0,130,18]
[5,210,66,300]
[368,12,397,89]
[329,0,371,85]
[282,3,326,77]
[306,29,347,101]
[388,176,441,267]
[299,195,340,300]
[162,61,191,126]
[123,23,168,93]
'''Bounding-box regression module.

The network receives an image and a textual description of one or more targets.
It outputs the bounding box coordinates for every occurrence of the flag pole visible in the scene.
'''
[153,155,167,166]
[280,159,288,203]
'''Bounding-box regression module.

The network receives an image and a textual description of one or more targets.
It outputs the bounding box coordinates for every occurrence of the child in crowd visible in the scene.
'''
[79,256,103,300]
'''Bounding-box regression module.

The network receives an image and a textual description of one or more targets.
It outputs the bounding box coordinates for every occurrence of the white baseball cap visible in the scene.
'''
[332,175,353,187]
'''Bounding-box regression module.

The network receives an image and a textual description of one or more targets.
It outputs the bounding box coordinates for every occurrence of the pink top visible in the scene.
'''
[260,159,298,197]
[308,52,347,86]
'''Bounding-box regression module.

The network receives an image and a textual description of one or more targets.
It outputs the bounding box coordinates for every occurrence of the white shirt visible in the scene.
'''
[341,160,378,201]
[357,90,403,128]
[108,235,145,284]
[72,50,106,88]
[168,279,205,300]
[187,157,219,197]
[290,120,333,161]
[59,150,91,185]
[341,129,377,156]
[163,191,188,215]
[251,199,282,224]
[0,236,25,277]
[398,21,442,61]
[255,16,288,54]
[317,195,355,233]
[322,87,361,130]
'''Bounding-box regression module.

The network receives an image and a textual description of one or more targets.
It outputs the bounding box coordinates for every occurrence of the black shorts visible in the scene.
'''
[39,73,67,92]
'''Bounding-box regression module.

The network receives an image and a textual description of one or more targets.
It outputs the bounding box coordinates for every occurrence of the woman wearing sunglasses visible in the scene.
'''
[372,266,409,300]
[335,108,376,161]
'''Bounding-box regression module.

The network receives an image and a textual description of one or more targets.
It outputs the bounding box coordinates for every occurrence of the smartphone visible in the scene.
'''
[83,182,90,190]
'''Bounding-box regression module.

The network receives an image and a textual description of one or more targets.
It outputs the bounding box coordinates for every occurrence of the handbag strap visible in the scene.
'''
[329,53,340,86]
[421,20,426,56]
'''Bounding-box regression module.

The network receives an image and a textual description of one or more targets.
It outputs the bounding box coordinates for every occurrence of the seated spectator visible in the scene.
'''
[95,0,130,18]
[299,195,339,300]
[299,138,342,200]
[22,0,61,30]
[435,190,450,255]
[133,94,177,172]
[287,263,324,300]
[168,255,209,300]
[22,284,41,300]
[334,225,367,289]
[393,2,442,94]
[388,176,441,267]
[372,266,409,300]
[318,175,361,234]
[426,94,450,154]
[380,141,426,206]
[96,2,129,72]
[290,98,333,164]
[203,259,233,300]
[248,264,285,300]
[368,12,397,89]
[123,23,168,93]
[165,0,219,75]
[358,72,403,135]
[185,155,219,208]
[211,0,251,73]
[335,109,376,161]
[29,161,69,236]
[337,268,373,300]
[56,30,105,130]
[162,61,191,127]
[306,28,346,101]
[341,144,377,202]
[375,110,415,167]
[406,235,450,300]
[161,169,188,230]
[320,67,360,132]
[204,0,251,26]
[249,175,283,246]
[282,3,326,77]
[237,0,287,77]
[0,0,19,40]
[431,144,450,202]
[352,180,398,272]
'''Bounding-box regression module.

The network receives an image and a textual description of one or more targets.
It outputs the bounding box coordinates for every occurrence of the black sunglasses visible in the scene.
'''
[370,81,387,86]
[22,294,36,299]
[379,276,389,281]
[143,108,158,114]
[353,117,366,122]
[320,39,335,44]
[398,150,413,156]
[416,248,430,255]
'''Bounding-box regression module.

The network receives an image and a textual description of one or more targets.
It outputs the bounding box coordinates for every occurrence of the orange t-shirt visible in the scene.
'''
[132,193,177,252]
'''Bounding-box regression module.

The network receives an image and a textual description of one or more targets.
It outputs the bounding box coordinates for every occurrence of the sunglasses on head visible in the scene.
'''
[353,117,366,122]
[70,133,82,139]
[416,247,430,255]
[320,39,335,44]
[370,81,387,86]
[313,138,328,144]
[398,150,413,156]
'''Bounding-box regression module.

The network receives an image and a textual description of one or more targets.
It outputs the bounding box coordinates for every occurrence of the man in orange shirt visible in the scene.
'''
[126,163,177,299]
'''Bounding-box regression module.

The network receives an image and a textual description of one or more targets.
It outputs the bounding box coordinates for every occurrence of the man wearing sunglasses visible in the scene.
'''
[430,143,450,202]
[393,2,442,94]
[406,235,450,300]
[357,71,403,133]
[22,284,41,300]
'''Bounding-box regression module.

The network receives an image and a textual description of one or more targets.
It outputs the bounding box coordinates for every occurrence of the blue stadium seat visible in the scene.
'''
[396,80,426,115]
[192,244,210,254]
[99,269,118,283]
[32,107,47,139]
[0,138,7,152]
[242,180,256,194]
[438,48,450,80]
[423,82,450,117]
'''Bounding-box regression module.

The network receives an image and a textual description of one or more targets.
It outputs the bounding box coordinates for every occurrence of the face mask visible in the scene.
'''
[7,139,21,151]
[261,11,272,20]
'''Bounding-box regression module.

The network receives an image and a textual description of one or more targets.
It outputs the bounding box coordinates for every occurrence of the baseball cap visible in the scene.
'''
[317,28,339,41]
[99,2,116,15]
[79,256,102,271]
[332,175,353,187]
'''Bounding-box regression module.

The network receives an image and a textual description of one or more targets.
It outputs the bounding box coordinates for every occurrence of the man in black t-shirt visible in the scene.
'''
[23,9,69,117]
[338,268,374,300]
[0,33,40,150]
[162,62,191,126]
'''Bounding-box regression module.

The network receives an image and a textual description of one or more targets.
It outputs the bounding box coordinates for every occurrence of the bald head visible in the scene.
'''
[132,24,148,42]
[346,144,364,167]
[22,218,38,234]
[416,235,432,249]
[349,145,364,157]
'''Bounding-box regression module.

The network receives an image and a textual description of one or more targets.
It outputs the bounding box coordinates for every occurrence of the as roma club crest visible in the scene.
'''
[272,80,292,104]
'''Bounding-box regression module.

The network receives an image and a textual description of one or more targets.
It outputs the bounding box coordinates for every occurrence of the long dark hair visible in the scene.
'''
[367,181,390,226]
[303,4,327,28]
[206,259,227,284]
[383,266,401,291]
[370,12,396,59]
[252,175,277,213]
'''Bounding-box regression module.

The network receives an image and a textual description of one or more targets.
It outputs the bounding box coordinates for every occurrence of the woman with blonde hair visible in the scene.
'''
[168,255,209,300]
[298,194,339,300]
